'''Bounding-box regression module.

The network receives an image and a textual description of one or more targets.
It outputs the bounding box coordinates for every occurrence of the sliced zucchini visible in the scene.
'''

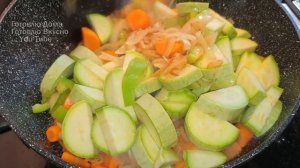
[210,73,237,91]
[135,77,162,98]
[40,55,75,101]
[141,125,160,161]
[236,28,252,38]
[87,13,113,43]
[237,68,266,105]
[131,126,155,168]
[80,59,108,81]
[204,18,225,34]
[183,150,227,168]
[216,36,233,70]
[156,88,196,119]
[197,85,248,122]
[62,101,96,158]
[257,101,283,137]
[69,45,102,65]
[91,117,109,153]
[154,149,179,168]
[231,37,258,56]
[242,86,283,136]
[94,106,136,156]
[209,9,237,38]
[187,46,203,64]
[256,55,280,90]
[200,64,236,91]
[176,2,209,16]
[236,52,262,74]
[159,64,203,91]
[69,84,105,111]
[104,68,137,122]
[185,103,239,151]
[73,60,105,89]
[135,94,177,148]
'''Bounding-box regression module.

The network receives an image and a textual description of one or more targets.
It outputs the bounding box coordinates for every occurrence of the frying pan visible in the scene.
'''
[0,0,300,167]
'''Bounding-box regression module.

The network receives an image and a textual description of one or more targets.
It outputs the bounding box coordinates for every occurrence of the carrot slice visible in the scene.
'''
[61,152,91,168]
[175,160,185,168]
[126,9,150,30]
[108,158,118,168]
[46,125,61,142]
[82,27,101,51]
[182,141,198,150]
[91,163,106,168]
[236,123,254,148]
[223,142,242,160]
[155,39,183,57]
[63,96,73,110]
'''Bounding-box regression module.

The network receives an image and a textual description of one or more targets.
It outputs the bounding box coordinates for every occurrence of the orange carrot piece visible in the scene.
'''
[63,96,73,110]
[91,163,106,168]
[46,125,61,142]
[126,9,150,30]
[223,142,242,160]
[182,141,198,150]
[61,152,91,168]
[155,39,183,57]
[236,123,254,148]
[100,154,112,167]
[175,160,185,168]
[82,27,101,51]
[108,158,118,168]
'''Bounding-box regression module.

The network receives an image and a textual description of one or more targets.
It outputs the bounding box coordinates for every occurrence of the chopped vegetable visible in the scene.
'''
[32,0,284,166]
[61,152,91,168]
[126,9,151,30]
[155,39,183,57]
[223,142,242,160]
[235,123,254,148]
[82,27,101,51]
[108,158,119,168]
[63,96,73,110]
[46,124,61,142]
[175,160,185,168]
[32,102,50,113]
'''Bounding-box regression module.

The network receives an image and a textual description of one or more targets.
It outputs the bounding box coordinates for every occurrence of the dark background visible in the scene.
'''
[0,0,300,168]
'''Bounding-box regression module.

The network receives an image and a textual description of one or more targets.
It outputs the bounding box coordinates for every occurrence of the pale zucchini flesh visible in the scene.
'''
[185,103,239,151]
[237,68,266,106]
[104,68,137,122]
[62,101,96,158]
[95,106,136,156]
[184,150,227,168]
[40,55,75,101]
[197,85,249,122]
[135,94,178,148]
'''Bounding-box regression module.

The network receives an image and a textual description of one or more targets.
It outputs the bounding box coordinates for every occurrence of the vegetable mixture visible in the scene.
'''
[33,0,284,168]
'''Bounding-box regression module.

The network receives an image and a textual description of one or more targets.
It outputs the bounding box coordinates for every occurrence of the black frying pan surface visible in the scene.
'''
[0,0,300,167]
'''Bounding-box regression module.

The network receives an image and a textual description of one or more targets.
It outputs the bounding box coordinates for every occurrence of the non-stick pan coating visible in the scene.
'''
[0,0,299,167]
